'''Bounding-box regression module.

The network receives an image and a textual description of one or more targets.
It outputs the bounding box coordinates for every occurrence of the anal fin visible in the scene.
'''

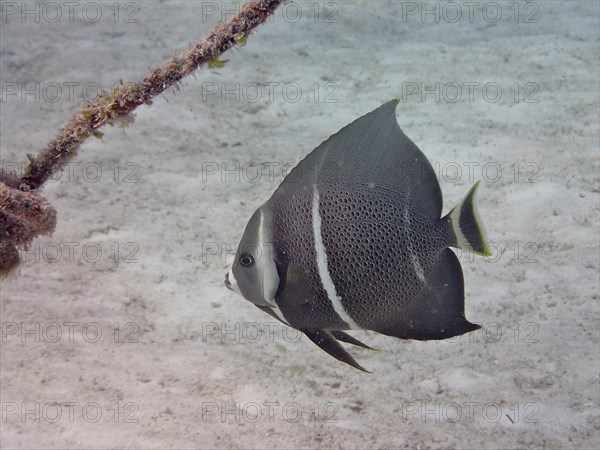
[379,248,480,340]
[304,329,371,372]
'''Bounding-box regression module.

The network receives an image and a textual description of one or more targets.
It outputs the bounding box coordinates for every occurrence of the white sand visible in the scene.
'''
[1,0,598,448]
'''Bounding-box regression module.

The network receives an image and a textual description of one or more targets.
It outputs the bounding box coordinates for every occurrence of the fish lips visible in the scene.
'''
[224,271,235,291]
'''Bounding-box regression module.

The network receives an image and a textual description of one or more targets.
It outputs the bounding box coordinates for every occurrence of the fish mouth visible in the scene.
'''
[225,269,244,298]
[224,270,235,291]
[224,269,277,308]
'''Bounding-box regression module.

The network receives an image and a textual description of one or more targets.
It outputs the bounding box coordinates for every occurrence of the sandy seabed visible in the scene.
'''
[1,0,599,448]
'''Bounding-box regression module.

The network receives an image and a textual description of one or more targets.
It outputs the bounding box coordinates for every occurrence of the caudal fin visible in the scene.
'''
[444,181,491,256]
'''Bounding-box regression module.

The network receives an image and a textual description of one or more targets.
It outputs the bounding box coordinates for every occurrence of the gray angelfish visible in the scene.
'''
[225,99,490,372]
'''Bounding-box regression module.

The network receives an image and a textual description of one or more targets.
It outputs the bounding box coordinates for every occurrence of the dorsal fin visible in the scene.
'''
[271,100,442,219]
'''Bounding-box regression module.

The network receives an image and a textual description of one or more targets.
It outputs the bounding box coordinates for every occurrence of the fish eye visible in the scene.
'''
[239,252,255,267]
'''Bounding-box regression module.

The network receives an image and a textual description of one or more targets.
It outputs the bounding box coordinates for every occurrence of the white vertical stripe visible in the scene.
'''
[312,185,361,330]
[404,209,426,283]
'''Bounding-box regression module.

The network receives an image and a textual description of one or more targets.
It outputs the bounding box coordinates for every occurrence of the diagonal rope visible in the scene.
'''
[0,0,284,276]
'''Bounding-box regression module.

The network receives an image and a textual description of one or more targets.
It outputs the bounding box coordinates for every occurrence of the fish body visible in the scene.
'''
[225,99,489,371]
